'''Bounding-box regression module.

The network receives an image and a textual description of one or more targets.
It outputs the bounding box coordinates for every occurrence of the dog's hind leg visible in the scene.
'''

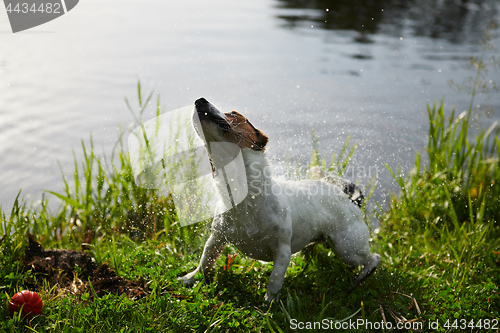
[178,234,225,286]
[348,252,381,293]
[326,223,381,292]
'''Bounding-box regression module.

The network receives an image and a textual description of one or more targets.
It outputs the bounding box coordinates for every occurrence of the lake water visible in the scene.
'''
[1,0,499,212]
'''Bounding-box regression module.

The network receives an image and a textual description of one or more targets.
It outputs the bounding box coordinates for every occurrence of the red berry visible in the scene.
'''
[8,290,43,318]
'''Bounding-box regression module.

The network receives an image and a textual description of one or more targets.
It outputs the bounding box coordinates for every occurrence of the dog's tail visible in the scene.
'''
[309,166,364,208]
[341,181,364,208]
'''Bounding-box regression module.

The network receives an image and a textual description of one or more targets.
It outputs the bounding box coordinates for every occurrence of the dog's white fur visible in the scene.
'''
[179,98,381,301]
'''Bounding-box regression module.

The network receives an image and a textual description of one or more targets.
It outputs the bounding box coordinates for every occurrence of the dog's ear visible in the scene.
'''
[245,119,268,150]
[253,131,268,150]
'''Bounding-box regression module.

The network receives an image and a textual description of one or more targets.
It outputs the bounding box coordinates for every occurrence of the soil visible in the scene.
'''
[23,234,148,298]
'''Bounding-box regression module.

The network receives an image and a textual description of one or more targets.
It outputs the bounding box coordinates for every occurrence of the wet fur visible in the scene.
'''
[179,98,381,301]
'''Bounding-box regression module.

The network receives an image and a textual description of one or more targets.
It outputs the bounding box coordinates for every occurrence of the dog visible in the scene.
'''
[178,98,381,302]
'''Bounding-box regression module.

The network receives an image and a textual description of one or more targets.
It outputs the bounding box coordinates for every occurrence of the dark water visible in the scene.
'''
[0,0,499,212]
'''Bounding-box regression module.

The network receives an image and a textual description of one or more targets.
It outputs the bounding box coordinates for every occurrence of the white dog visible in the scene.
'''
[178,98,381,302]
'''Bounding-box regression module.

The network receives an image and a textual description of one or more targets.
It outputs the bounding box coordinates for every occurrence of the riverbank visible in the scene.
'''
[1,84,498,331]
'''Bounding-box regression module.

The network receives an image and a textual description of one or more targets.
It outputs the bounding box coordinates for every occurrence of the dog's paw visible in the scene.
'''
[264,291,280,303]
[177,272,196,286]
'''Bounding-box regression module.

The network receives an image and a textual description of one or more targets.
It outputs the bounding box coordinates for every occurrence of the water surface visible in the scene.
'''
[1,0,499,211]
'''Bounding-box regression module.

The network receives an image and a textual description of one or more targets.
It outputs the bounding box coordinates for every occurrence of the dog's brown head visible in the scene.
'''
[193,98,268,150]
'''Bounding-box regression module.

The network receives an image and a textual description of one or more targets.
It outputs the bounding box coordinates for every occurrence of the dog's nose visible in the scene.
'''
[195,98,209,107]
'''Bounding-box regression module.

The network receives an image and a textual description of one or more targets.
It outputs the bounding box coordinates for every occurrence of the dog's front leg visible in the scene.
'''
[265,243,292,302]
[178,233,225,285]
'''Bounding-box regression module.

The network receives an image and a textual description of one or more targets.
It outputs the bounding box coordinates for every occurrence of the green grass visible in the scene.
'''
[1,78,499,332]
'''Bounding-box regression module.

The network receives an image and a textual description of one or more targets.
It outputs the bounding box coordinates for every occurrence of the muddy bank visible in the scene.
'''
[23,234,148,298]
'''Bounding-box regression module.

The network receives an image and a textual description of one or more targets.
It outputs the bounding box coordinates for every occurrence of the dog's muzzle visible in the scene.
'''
[194,98,231,131]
